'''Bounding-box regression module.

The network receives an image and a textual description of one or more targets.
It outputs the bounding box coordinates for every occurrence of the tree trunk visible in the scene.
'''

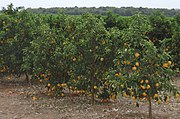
[148,96,152,119]
[25,72,31,86]
[91,76,95,105]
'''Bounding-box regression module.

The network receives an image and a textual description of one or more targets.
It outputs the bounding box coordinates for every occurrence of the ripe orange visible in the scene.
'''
[163,63,168,68]
[155,83,159,87]
[145,80,149,84]
[140,80,144,84]
[47,83,51,87]
[127,61,131,65]
[132,66,137,71]
[168,61,172,66]
[123,92,127,97]
[61,83,67,87]
[77,76,81,80]
[32,96,37,101]
[175,93,179,98]
[45,77,49,80]
[94,86,97,89]
[135,62,139,67]
[51,86,55,91]
[115,73,119,77]
[131,91,134,95]
[115,73,121,77]
[72,58,76,62]
[61,93,65,97]
[142,92,147,97]
[132,96,136,100]
[111,94,116,100]
[77,90,81,94]
[123,61,127,64]
[165,96,169,103]
[141,85,146,90]
[7,77,11,80]
[41,73,45,77]
[100,58,104,61]
[147,85,151,89]
[154,94,158,98]
[157,99,161,104]
[135,52,140,58]
[57,83,61,87]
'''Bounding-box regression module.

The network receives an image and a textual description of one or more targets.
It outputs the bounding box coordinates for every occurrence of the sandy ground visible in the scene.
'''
[0,76,180,119]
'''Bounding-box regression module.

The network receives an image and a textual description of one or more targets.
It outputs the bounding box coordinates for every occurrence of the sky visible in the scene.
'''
[1,0,180,9]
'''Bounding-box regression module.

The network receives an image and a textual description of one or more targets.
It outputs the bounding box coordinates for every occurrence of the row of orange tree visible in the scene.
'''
[0,4,179,119]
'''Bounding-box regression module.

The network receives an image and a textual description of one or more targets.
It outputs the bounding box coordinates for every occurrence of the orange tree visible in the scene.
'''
[107,14,179,119]
[161,15,180,69]
[0,4,18,75]
[22,14,79,96]
[71,14,114,104]
[147,11,173,46]
[0,5,40,81]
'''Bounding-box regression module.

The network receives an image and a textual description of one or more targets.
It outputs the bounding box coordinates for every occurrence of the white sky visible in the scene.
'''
[1,0,180,9]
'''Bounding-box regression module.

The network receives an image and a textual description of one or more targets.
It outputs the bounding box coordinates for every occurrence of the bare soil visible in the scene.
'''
[0,76,180,119]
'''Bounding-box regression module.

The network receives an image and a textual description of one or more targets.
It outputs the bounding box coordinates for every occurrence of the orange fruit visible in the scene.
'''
[154,94,158,98]
[47,83,51,87]
[135,52,140,58]
[147,85,151,89]
[41,73,45,77]
[168,61,172,66]
[132,66,137,71]
[131,91,134,95]
[141,85,146,90]
[100,58,104,61]
[57,83,61,87]
[165,96,169,103]
[145,80,149,84]
[7,77,11,80]
[77,90,81,94]
[61,93,65,97]
[132,96,136,100]
[77,76,81,80]
[51,86,55,91]
[142,92,147,97]
[175,93,179,98]
[157,99,161,104]
[45,77,49,80]
[94,86,97,89]
[111,94,116,100]
[115,73,121,77]
[123,92,127,97]
[62,83,67,87]
[155,83,159,87]
[32,96,37,101]
[127,61,131,65]
[72,58,76,62]
[140,80,144,84]
[135,62,139,67]
[163,63,168,68]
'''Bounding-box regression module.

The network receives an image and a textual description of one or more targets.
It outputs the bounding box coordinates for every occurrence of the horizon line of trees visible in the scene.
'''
[25,6,180,17]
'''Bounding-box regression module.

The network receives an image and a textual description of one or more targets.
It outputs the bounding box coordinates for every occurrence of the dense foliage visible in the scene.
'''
[0,4,179,119]
[26,6,180,17]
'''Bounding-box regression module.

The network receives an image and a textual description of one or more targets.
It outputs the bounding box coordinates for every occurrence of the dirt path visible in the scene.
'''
[0,77,180,119]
